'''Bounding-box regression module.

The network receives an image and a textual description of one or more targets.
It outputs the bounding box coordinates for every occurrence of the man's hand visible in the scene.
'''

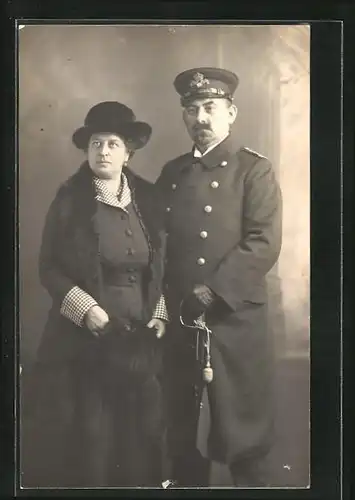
[181,284,216,323]
[147,318,166,339]
[84,305,110,337]
[193,284,216,306]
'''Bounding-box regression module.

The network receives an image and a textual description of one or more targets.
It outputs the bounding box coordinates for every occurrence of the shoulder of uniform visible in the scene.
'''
[240,146,268,160]
[158,153,191,182]
[163,152,191,169]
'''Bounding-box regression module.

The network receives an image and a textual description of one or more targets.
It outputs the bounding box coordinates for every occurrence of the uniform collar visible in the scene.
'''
[192,134,236,169]
[193,134,228,158]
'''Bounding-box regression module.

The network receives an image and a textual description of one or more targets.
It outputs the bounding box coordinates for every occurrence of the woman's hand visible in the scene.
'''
[84,305,110,337]
[147,318,166,339]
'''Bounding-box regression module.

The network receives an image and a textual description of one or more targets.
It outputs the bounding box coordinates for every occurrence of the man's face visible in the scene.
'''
[182,97,237,150]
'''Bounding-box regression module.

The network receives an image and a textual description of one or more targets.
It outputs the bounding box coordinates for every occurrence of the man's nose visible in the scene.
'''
[196,108,209,123]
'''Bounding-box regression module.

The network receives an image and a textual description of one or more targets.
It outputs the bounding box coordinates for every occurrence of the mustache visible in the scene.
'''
[193,124,211,132]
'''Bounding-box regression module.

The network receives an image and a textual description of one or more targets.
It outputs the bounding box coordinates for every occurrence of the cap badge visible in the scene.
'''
[190,72,210,89]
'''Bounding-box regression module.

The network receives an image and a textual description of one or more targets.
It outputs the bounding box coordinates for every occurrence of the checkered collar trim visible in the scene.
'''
[93,173,131,212]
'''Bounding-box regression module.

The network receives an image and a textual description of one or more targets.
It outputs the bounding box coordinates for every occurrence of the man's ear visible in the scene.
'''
[229,104,238,124]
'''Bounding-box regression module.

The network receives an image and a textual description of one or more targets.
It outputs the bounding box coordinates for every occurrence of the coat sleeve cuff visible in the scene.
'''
[152,294,169,322]
[60,286,98,327]
[204,279,239,312]
[194,285,216,307]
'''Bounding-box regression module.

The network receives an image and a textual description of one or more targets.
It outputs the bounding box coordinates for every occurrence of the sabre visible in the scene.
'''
[179,310,214,384]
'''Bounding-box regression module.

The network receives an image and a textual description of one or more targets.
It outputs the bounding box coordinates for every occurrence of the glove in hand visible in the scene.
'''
[181,284,216,324]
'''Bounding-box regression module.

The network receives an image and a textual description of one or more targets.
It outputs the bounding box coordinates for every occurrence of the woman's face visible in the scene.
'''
[87,133,130,180]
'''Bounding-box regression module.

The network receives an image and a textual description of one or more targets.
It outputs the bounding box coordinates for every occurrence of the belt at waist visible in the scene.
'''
[101,266,144,286]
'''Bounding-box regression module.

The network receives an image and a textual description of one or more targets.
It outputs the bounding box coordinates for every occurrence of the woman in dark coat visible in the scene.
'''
[22,102,168,488]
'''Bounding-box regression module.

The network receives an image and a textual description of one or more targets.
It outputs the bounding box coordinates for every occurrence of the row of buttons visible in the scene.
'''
[167,178,220,213]
[166,204,212,213]
[128,265,138,283]
[168,165,229,268]
[123,226,135,258]
[171,180,220,191]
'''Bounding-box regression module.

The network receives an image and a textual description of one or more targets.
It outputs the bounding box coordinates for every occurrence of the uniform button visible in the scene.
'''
[166,207,171,212]
[200,402,204,409]
[210,181,219,188]
[200,231,208,239]
[129,275,137,283]
[220,160,228,167]
[171,183,177,190]
[197,257,206,266]
[204,205,212,213]
[123,323,132,332]
[127,248,135,256]
[125,228,133,236]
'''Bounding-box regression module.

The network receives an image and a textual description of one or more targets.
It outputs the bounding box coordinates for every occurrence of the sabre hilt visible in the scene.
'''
[179,308,214,384]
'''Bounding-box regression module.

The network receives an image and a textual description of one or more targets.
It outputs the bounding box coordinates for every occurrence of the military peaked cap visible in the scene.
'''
[174,67,239,106]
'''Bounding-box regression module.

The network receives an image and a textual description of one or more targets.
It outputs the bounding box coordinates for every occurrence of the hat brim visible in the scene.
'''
[72,121,152,151]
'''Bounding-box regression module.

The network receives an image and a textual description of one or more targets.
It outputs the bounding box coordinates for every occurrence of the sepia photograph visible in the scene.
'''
[18,23,310,489]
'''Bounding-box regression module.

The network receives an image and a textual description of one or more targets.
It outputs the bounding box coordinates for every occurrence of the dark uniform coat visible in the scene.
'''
[156,135,282,467]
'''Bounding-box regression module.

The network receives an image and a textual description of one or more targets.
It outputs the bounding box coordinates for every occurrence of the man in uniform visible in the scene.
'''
[156,67,282,487]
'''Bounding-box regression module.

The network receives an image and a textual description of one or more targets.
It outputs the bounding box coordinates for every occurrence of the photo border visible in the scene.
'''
[2,3,353,499]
